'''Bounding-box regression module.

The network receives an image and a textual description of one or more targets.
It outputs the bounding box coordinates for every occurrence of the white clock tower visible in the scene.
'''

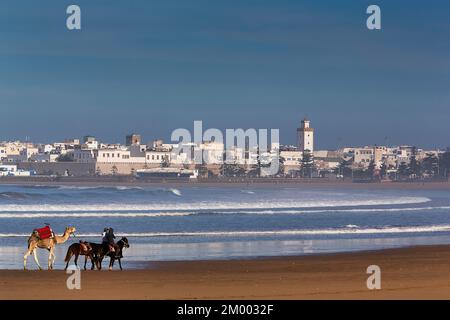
[297,118,314,152]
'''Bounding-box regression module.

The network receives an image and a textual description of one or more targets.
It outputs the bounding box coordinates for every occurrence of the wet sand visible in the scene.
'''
[1,245,450,299]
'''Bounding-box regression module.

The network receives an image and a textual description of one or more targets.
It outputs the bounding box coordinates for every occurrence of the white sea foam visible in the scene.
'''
[0,196,431,213]
[169,188,182,196]
[1,225,450,238]
[57,185,144,191]
[230,205,450,215]
[0,212,193,218]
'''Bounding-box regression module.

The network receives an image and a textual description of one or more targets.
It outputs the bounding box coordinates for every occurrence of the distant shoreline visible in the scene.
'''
[0,176,450,190]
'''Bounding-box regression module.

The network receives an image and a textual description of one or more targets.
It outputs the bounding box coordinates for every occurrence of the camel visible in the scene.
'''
[23,226,76,270]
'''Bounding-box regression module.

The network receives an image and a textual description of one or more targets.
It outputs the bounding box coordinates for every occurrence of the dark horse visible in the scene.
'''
[64,241,95,270]
[89,237,130,270]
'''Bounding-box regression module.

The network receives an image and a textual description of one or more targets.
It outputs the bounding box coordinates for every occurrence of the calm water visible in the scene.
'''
[1,184,450,269]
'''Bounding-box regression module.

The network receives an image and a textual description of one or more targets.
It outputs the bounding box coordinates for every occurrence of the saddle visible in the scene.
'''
[34,226,53,240]
[79,241,91,253]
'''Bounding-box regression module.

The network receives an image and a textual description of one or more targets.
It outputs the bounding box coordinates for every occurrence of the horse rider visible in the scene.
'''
[102,227,115,253]
[102,227,122,258]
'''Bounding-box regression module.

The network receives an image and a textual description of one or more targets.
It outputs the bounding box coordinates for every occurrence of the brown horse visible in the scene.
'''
[64,241,96,270]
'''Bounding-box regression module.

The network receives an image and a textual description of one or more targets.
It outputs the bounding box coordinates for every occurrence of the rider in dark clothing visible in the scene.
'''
[102,227,121,257]
[102,227,116,253]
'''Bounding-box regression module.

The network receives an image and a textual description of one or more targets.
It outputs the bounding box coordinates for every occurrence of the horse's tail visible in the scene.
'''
[64,245,74,262]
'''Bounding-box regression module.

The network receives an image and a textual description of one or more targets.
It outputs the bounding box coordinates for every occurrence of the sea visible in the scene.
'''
[1,183,450,269]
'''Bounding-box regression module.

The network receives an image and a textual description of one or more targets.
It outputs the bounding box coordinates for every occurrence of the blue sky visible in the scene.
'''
[1,0,449,149]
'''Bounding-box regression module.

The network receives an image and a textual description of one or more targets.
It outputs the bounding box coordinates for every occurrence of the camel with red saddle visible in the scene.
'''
[23,226,76,270]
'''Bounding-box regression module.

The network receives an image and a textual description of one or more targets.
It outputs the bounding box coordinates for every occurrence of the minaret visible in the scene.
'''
[297,118,314,152]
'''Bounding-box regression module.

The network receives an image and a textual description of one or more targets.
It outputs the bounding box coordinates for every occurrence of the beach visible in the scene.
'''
[1,245,450,300]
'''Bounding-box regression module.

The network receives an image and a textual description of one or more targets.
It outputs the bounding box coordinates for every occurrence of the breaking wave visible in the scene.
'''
[0,204,448,219]
[0,196,431,213]
[0,186,183,201]
[0,192,43,200]
[1,224,450,238]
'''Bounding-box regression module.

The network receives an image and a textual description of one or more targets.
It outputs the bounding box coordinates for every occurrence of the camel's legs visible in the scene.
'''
[48,247,54,270]
[24,242,38,270]
[23,250,30,270]
[50,252,56,269]
[33,250,42,270]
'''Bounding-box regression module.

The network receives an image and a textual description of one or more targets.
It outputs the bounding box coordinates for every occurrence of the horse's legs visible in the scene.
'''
[97,257,103,270]
[74,253,79,268]
[118,258,123,271]
[33,250,42,270]
[65,249,75,270]
[109,257,114,271]
[90,255,96,270]
[64,258,70,270]
[84,255,88,270]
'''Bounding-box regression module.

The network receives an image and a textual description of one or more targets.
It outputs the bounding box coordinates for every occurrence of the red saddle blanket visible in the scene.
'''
[35,226,52,239]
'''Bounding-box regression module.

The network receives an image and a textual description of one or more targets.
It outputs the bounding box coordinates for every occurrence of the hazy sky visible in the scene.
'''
[1,0,449,149]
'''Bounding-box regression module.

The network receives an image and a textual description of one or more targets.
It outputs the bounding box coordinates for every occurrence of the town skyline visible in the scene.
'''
[2,118,449,181]
[1,119,449,151]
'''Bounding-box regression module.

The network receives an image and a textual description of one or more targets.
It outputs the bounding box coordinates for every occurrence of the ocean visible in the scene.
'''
[1,183,450,269]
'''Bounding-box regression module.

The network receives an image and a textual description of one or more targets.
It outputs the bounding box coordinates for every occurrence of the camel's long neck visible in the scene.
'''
[55,231,71,244]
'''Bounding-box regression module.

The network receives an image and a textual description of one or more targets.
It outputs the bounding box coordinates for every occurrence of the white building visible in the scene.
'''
[353,147,374,167]
[297,118,314,152]
[19,147,39,161]
[280,150,302,174]
[145,150,171,165]
[96,148,145,164]
[200,141,224,165]
[30,153,59,163]
[38,144,55,154]
[0,165,17,176]
[73,149,97,163]
[0,146,6,161]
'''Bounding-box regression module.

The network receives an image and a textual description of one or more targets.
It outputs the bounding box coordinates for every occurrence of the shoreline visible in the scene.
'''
[2,244,450,299]
[1,176,450,190]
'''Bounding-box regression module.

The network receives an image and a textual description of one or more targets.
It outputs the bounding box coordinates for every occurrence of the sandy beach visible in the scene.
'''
[1,245,450,300]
